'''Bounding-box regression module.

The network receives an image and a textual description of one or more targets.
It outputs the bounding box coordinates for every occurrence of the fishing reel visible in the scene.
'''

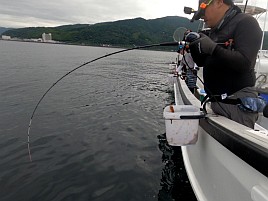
[184,32,200,43]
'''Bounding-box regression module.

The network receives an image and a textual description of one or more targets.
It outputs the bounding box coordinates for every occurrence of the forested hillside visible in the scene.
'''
[0,27,12,35]
[2,16,201,47]
[2,16,268,49]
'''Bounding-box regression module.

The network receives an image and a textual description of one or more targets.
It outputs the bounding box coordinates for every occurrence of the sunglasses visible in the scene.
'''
[191,0,213,21]
[199,0,214,10]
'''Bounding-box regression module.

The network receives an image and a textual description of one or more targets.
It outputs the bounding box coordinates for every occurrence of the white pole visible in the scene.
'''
[174,83,178,106]
[260,0,268,50]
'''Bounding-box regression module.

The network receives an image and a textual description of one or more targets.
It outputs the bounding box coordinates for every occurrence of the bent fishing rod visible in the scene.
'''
[27,41,179,162]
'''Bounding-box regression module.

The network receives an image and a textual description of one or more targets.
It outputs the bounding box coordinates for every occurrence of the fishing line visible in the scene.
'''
[27,41,179,162]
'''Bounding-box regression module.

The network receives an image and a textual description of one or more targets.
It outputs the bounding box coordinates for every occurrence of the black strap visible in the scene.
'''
[201,94,242,114]
[202,95,241,105]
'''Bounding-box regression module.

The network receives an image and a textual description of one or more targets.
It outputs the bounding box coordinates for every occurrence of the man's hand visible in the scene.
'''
[190,33,217,55]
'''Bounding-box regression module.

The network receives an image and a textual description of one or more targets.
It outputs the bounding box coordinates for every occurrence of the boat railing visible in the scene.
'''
[259,50,268,57]
[255,50,268,91]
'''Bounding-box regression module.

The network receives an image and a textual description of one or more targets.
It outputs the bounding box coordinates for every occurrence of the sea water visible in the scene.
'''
[0,40,197,201]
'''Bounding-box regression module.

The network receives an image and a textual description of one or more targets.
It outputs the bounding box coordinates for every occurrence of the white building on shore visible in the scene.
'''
[1,35,11,40]
[42,33,52,42]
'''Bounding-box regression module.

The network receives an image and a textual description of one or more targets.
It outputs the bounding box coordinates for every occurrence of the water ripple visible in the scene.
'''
[0,42,195,201]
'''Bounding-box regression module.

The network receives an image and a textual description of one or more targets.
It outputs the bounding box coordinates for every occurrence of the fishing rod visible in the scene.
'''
[27,41,179,162]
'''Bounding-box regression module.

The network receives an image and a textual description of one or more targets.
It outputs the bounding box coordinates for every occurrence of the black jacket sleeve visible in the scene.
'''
[212,16,262,72]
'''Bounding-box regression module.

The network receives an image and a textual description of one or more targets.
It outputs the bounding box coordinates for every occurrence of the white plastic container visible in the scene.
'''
[163,105,201,146]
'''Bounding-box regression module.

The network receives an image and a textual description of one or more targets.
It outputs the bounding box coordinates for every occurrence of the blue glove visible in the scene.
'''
[189,33,217,55]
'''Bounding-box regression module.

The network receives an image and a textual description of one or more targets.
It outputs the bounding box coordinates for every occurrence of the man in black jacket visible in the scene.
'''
[188,0,262,128]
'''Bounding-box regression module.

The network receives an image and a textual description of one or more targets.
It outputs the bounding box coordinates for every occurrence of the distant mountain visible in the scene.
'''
[2,16,201,48]
[3,17,267,49]
[0,27,13,35]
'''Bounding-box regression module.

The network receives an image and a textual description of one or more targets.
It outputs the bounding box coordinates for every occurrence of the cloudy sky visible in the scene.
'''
[0,0,267,28]
[0,0,198,28]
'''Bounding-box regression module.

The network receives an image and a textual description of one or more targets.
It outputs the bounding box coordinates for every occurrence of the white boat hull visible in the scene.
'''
[171,75,268,201]
[182,126,268,201]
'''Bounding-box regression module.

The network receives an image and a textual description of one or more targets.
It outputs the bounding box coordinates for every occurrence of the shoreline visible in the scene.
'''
[0,38,175,52]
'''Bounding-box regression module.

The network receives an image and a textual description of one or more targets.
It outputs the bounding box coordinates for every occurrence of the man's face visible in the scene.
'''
[201,0,223,28]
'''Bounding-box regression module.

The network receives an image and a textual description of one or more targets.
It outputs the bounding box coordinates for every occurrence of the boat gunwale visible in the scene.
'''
[176,76,268,178]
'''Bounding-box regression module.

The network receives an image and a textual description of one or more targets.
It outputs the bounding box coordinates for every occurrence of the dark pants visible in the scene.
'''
[211,87,258,129]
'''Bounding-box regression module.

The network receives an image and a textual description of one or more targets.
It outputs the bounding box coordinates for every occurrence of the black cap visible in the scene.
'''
[190,0,210,22]
[191,8,205,21]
